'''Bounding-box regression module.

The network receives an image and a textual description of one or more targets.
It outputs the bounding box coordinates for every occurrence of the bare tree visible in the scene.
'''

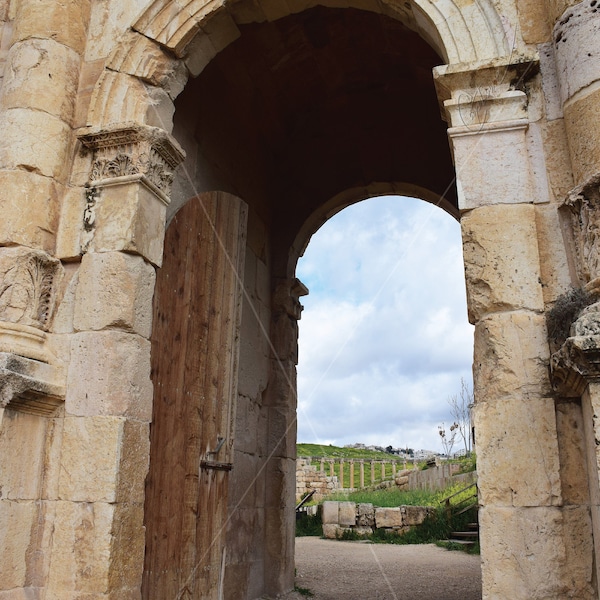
[438,422,458,457]
[448,378,473,454]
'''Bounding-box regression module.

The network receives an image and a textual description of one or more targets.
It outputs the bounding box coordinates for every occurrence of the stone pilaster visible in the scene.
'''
[551,304,600,594]
[435,57,584,599]
[264,277,307,597]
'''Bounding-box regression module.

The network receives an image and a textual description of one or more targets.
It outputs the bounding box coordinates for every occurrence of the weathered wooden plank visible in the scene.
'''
[142,192,247,600]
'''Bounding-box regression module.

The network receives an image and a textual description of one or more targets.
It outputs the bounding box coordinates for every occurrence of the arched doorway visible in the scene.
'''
[153,7,461,597]
[71,1,587,599]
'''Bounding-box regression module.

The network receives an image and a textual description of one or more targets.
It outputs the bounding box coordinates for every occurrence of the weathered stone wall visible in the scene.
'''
[296,458,339,501]
[1,1,600,599]
[321,500,434,539]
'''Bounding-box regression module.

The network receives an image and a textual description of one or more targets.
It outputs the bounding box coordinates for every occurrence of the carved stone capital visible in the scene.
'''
[78,124,186,201]
[0,247,62,332]
[551,303,600,396]
[562,173,600,286]
[434,57,539,129]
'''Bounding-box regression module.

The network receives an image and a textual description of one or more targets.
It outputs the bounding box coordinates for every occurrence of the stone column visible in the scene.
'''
[0,4,88,590]
[435,59,581,598]
[48,125,182,598]
[349,459,355,489]
[370,461,375,486]
[264,277,307,597]
[360,460,365,488]
[553,2,600,191]
[381,461,386,480]
[339,459,344,489]
[0,0,87,252]
[320,458,325,473]
[329,459,335,478]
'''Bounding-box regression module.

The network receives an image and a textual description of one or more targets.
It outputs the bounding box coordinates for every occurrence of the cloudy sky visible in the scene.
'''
[295,195,474,454]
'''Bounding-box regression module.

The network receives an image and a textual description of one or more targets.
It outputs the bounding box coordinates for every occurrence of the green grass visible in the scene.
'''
[327,480,476,508]
[295,512,323,537]
[297,443,410,461]
[294,585,314,597]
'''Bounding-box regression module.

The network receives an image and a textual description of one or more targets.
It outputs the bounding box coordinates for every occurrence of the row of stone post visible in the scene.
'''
[310,457,402,489]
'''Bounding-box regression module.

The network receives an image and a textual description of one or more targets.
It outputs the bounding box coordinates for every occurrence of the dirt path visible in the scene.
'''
[287,537,482,600]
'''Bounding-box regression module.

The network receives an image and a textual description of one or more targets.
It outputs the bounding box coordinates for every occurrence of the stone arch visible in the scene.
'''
[85,0,513,131]
[73,2,576,600]
[289,182,459,278]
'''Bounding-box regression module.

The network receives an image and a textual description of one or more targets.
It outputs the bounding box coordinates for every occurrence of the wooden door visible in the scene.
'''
[142,193,247,600]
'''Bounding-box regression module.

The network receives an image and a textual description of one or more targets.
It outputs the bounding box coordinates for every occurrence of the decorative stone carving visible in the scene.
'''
[563,174,600,287]
[273,278,308,321]
[0,247,62,332]
[78,124,186,199]
[551,302,600,397]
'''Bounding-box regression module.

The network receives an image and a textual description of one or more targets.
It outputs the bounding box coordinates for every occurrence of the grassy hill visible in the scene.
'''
[297,443,400,461]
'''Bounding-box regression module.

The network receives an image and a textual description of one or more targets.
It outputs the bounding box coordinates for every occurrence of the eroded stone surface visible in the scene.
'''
[461,204,545,323]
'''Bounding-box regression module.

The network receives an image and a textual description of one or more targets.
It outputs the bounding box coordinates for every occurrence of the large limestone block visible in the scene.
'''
[107,30,187,100]
[564,85,600,185]
[375,507,402,528]
[83,180,167,267]
[0,170,59,251]
[357,503,375,527]
[402,505,433,526]
[461,204,544,323]
[553,2,600,103]
[107,503,145,592]
[474,311,552,402]
[452,124,533,211]
[59,416,148,503]
[46,501,112,595]
[0,499,36,589]
[474,395,562,507]
[228,450,263,510]
[338,502,356,527]
[88,70,174,131]
[234,395,264,455]
[0,410,54,500]
[225,506,265,565]
[65,331,152,421]
[515,0,551,43]
[264,503,295,594]
[74,252,156,338]
[540,119,574,200]
[264,457,296,509]
[0,108,71,180]
[556,401,590,505]
[238,278,270,400]
[266,406,296,459]
[321,501,339,525]
[1,39,80,124]
[13,0,90,55]
[479,506,595,600]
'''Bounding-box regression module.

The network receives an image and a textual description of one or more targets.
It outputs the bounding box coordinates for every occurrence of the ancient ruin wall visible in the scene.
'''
[1,0,600,599]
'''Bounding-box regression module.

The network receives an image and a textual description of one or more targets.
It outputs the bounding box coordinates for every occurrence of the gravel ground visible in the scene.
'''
[284,537,482,600]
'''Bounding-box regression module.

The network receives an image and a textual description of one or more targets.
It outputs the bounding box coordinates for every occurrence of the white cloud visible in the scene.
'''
[296,195,474,453]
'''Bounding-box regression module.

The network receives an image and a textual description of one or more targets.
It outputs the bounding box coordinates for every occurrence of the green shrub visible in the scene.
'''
[295,511,322,537]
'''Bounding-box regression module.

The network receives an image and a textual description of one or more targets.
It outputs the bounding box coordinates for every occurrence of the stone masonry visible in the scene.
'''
[1,1,600,599]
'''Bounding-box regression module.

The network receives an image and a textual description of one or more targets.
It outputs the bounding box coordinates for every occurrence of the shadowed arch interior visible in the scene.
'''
[172,6,456,275]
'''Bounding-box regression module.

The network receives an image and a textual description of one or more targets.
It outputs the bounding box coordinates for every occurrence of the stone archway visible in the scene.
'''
[3,1,600,599]
[68,3,576,599]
